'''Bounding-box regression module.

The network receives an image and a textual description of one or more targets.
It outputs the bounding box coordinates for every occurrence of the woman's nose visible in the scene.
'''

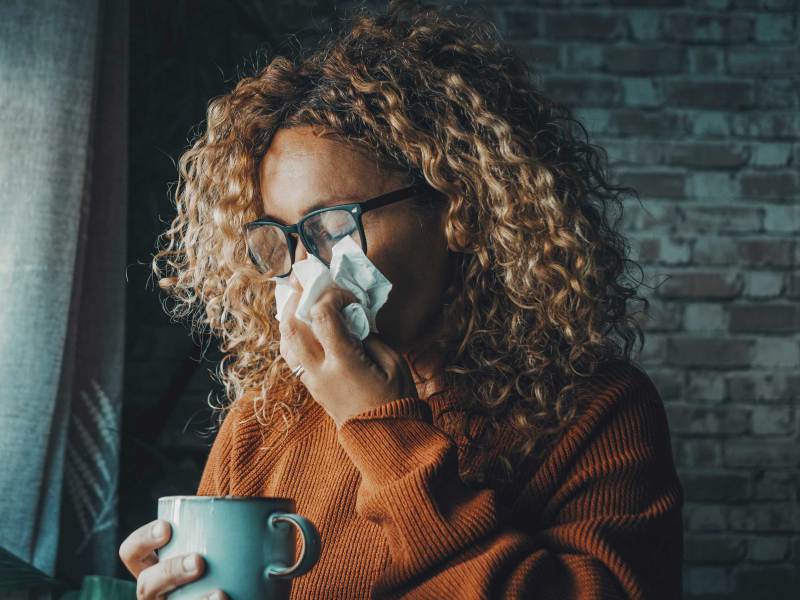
[290,233,309,262]
[288,271,302,292]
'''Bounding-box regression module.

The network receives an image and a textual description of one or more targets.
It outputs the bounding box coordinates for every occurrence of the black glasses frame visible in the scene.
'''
[243,182,433,278]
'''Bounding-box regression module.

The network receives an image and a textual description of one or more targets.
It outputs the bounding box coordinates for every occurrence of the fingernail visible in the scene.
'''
[151,522,165,539]
[183,554,198,573]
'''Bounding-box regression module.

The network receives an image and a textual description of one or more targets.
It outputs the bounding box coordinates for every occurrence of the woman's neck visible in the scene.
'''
[399,300,453,400]
[402,341,446,400]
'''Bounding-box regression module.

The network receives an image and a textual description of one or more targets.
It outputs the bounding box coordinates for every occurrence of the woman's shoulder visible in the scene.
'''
[198,388,329,496]
[212,387,328,459]
[576,358,662,414]
[551,358,672,465]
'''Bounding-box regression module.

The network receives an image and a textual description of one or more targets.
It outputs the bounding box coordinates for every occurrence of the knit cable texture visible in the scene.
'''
[196,360,684,600]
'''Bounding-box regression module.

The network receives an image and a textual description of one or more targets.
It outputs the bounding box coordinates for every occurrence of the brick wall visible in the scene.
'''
[477,0,798,597]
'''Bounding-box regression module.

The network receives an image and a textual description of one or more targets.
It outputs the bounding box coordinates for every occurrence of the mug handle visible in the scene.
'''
[263,512,321,580]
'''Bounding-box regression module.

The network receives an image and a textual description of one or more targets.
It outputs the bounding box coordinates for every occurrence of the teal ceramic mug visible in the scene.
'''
[156,495,321,599]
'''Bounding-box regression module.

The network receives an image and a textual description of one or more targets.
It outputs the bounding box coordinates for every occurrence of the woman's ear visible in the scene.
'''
[447,229,473,253]
[436,198,473,254]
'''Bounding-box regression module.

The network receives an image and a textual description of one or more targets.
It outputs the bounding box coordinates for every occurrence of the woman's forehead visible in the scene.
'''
[260,129,382,187]
[258,128,408,217]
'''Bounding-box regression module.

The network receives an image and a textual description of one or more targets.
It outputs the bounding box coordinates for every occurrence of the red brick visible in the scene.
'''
[517,43,561,71]
[729,304,800,333]
[657,272,744,300]
[685,533,748,564]
[737,239,795,267]
[741,172,799,202]
[667,337,753,368]
[754,470,798,501]
[637,298,683,332]
[633,238,660,262]
[681,472,752,503]
[544,13,627,41]
[608,109,691,137]
[541,75,622,107]
[665,80,755,109]
[674,439,723,467]
[664,142,751,169]
[689,47,724,74]
[606,45,686,74]
[611,0,682,5]
[603,139,665,165]
[732,0,796,8]
[648,368,684,400]
[617,170,687,199]
[685,504,727,532]
[503,10,540,40]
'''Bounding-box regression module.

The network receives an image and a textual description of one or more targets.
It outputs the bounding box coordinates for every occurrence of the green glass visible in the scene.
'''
[244,182,431,278]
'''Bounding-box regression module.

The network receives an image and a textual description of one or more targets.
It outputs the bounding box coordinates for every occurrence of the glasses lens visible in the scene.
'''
[245,209,364,277]
[301,209,363,265]
[245,224,291,277]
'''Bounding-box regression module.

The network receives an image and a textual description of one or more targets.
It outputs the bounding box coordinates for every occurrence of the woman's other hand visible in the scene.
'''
[118,518,228,600]
[279,285,419,428]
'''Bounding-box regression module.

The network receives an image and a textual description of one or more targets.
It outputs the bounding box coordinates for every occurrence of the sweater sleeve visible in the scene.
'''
[336,370,684,600]
[195,406,238,496]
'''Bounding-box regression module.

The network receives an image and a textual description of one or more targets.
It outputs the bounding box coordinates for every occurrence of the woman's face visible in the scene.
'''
[258,125,455,356]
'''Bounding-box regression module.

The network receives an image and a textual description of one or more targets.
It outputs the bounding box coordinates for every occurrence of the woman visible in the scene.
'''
[119,1,684,598]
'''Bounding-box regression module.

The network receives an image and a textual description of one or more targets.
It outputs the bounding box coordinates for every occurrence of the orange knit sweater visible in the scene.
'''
[196,359,684,599]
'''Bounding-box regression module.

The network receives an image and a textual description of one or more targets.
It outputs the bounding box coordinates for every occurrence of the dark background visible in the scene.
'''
[120,1,800,598]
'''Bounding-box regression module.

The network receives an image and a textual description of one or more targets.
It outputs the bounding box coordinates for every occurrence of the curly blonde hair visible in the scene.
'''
[151,0,647,491]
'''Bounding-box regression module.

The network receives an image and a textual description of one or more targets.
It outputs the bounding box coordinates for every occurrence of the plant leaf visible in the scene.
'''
[57,575,136,600]
[0,545,69,592]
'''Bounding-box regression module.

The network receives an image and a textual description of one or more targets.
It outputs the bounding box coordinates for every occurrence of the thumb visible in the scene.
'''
[362,333,404,374]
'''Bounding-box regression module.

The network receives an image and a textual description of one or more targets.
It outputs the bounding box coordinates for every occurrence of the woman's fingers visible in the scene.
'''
[120,519,227,600]
[136,553,205,600]
[309,287,362,358]
[279,288,322,368]
[196,591,229,600]
[118,519,171,578]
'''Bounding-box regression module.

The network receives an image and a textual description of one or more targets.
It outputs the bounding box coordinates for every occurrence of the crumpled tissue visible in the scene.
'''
[271,235,392,341]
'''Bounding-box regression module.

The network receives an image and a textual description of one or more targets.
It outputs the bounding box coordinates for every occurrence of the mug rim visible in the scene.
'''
[158,495,295,502]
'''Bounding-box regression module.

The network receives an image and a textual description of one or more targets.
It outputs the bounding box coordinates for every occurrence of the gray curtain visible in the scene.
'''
[0,0,128,593]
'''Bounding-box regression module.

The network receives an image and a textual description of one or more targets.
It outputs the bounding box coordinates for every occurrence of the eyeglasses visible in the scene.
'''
[243,182,432,278]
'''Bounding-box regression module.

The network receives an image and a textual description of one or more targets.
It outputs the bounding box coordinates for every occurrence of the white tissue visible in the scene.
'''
[271,235,392,341]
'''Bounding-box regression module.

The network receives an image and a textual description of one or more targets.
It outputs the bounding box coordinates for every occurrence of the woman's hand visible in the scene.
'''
[279,285,419,428]
[118,519,228,600]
